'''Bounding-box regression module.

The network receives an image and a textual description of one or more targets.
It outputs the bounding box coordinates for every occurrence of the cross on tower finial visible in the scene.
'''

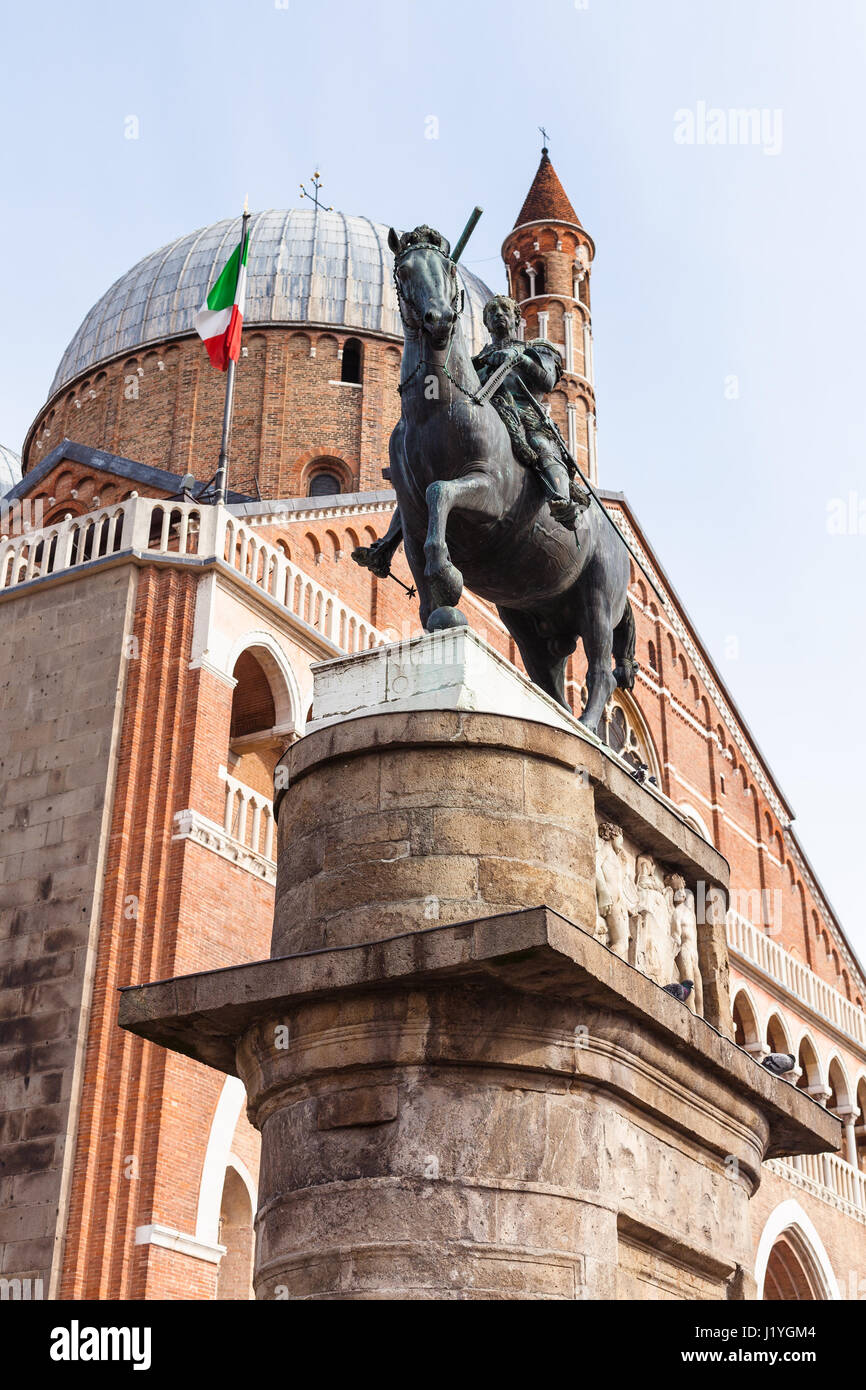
[538,125,550,151]
[299,170,333,212]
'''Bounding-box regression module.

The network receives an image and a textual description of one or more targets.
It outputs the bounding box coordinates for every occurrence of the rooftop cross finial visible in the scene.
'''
[299,171,333,212]
[538,125,550,152]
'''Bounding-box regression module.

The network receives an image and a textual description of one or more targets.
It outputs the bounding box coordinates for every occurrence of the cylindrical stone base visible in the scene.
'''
[272,710,598,956]
[239,982,759,1300]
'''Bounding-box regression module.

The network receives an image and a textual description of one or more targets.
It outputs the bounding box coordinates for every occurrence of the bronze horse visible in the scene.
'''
[378,224,636,734]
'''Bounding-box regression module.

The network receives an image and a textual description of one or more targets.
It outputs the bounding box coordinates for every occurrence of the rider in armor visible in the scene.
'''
[473,294,590,530]
[353,294,591,578]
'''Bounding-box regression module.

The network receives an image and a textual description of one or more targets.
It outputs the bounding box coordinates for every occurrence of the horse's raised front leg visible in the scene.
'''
[423,472,494,627]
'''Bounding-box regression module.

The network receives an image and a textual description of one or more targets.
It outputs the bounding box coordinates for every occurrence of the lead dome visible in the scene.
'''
[50,208,494,396]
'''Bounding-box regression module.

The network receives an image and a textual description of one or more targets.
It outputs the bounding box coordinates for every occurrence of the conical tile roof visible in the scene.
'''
[513,149,581,228]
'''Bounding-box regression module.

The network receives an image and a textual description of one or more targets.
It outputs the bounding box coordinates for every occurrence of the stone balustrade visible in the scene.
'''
[221,771,275,863]
[0,495,385,655]
[769,1150,866,1223]
[727,910,866,1051]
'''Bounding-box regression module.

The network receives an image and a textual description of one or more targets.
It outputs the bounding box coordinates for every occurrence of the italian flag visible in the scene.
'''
[194,219,250,370]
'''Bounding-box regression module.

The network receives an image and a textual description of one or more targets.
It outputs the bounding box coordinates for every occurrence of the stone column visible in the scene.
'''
[563,312,575,374]
[835,1107,860,1172]
[583,322,593,384]
[807,1084,833,1105]
[587,412,598,483]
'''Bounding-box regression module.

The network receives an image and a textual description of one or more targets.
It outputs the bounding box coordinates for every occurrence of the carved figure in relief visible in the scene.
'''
[594,821,635,960]
[634,852,678,986]
[667,872,703,1015]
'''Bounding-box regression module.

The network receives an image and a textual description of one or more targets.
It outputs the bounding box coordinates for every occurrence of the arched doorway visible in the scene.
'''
[764,1234,820,1300]
[216,1165,255,1300]
[755,1200,840,1300]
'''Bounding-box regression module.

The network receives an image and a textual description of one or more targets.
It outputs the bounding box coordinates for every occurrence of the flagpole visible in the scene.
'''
[214,205,250,506]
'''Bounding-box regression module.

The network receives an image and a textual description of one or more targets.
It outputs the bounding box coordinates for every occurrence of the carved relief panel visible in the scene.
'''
[595,818,704,1015]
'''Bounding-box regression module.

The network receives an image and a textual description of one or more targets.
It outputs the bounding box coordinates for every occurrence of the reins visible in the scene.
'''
[393,245,484,405]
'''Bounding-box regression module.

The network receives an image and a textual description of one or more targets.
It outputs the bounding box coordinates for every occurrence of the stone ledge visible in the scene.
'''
[118,904,839,1162]
[307,628,584,736]
[172,808,276,884]
[134,1223,226,1264]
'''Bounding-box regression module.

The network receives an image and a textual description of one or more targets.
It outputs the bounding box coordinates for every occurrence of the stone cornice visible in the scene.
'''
[502,220,595,259]
[172,808,276,884]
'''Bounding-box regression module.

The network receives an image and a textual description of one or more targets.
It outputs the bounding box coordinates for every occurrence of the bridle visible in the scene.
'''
[393,243,483,404]
[392,241,464,333]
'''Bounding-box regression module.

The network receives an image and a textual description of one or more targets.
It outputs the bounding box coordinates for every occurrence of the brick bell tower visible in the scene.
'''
[502,143,599,484]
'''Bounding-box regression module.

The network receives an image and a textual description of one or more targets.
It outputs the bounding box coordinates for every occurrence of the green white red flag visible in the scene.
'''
[194,220,250,370]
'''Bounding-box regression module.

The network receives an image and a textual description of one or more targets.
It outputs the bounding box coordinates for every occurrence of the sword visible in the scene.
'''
[473,347,523,405]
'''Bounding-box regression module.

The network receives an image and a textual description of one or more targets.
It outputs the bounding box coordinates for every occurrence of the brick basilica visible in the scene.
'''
[0,149,864,1301]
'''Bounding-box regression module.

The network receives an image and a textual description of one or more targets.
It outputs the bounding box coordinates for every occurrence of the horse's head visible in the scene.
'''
[389,225,462,348]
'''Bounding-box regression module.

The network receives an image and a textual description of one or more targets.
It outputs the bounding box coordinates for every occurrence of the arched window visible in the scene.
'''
[756,1201,840,1301]
[856,1078,866,1173]
[732,989,760,1051]
[340,338,363,384]
[227,644,297,831]
[827,1056,852,1112]
[766,1013,793,1058]
[594,691,660,782]
[230,651,276,741]
[308,471,343,498]
[796,1035,822,1096]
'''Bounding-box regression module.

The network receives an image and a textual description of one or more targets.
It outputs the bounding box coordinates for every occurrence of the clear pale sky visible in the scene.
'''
[2,0,864,955]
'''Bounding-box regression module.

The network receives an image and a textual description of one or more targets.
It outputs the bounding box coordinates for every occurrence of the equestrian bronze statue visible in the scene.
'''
[352,224,636,734]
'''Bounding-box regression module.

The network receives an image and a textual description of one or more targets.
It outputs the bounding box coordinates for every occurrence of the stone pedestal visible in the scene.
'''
[119,631,840,1300]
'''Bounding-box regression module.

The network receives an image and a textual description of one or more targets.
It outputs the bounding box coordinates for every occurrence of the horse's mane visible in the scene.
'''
[396,226,451,258]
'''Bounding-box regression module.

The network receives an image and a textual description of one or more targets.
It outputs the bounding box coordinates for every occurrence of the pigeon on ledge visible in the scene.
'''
[762,1053,796,1076]
[662,980,694,1003]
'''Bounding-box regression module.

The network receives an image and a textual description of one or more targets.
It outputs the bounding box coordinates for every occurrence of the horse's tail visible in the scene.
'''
[612,599,637,691]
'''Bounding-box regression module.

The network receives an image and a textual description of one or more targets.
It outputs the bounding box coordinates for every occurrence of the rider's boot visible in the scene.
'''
[352,510,404,577]
[540,465,591,531]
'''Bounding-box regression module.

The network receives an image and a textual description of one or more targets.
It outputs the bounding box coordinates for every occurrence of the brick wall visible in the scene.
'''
[56,566,274,1298]
[24,329,406,501]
